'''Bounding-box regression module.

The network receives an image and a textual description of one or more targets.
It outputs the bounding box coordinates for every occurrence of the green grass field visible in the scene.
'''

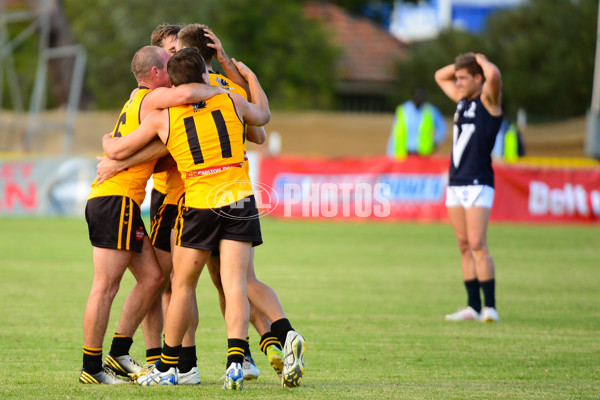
[0,217,598,399]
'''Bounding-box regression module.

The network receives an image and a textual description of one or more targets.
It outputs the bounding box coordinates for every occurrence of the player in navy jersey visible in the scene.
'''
[434,53,502,323]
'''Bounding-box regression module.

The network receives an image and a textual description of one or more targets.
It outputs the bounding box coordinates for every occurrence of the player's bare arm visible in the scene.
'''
[204,28,250,95]
[153,154,176,173]
[96,138,168,184]
[475,54,502,116]
[205,29,266,144]
[246,126,266,145]
[103,109,169,160]
[230,59,270,126]
[142,83,226,119]
[435,63,460,103]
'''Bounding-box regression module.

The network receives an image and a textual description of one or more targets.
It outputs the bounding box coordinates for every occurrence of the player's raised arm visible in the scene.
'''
[204,28,266,144]
[204,28,251,95]
[435,63,460,103]
[476,53,502,116]
[230,59,270,126]
[103,109,168,160]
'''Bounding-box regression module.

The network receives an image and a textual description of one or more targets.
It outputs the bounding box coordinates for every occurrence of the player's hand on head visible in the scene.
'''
[204,28,227,59]
[475,53,488,64]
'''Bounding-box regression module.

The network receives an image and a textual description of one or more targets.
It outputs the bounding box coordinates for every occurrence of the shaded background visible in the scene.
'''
[0,0,598,158]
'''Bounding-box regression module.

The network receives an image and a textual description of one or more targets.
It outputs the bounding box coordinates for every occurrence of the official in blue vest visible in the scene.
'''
[386,87,447,159]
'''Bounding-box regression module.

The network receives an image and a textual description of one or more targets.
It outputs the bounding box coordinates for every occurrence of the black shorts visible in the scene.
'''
[174,195,262,251]
[149,203,178,252]
[150,188,166,221]
[85,196,147,252]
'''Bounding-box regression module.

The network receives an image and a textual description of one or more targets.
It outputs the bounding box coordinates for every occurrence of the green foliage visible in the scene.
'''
[61,0,337,110]
[393,29,485,115]
[393,0,598,119]
[204,0,339,110]
[484,0,597,118]
[63,0,216,109]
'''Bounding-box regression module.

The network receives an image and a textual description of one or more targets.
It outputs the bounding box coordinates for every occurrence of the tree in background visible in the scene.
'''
[484,0,597,119]
[63,0,212,109]
[204,0,339,110]
[6,0,597,117]
[62,0,337,110]
[392,0,597,120]
[392,29,484,116]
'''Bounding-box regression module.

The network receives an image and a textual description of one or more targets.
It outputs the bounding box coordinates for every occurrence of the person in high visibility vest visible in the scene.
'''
[386,87,447,159]
[491,118,525,162]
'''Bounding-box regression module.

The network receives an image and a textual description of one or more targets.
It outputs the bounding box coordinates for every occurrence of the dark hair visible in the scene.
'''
[177,23,215,63]
[167,47,207,86]
[454,52,483,78]
[151,24,181,47]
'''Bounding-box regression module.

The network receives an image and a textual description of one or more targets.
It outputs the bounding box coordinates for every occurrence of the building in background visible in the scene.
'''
[305,2,406,112]
[389,0,526,42]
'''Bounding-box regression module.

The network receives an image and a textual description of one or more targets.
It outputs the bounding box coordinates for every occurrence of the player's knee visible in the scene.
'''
[210,273,224,294]
[95,279,120,301]
[469,237,487,253]
[145,268,164,290]
[457,238,470,254]
[472,245,490,261]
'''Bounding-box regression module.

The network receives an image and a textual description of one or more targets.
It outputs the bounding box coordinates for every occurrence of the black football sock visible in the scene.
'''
[245,336,252,358]
[480,279,496,309]
[271,318,294,347]
[226,338,246,368]
[82,346,102,374]
[464,279,482,313]
[157,343,181,373]
[146,347,161,365]
[108,333,133,357]
[178,346,197,374]
[260,332,282,355]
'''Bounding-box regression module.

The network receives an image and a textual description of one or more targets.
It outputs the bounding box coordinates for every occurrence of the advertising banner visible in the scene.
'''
[258,156,600,224]
[258,155,449,221]
[493,164,600,223]
[2,155,599,223]
[0,157,97,215]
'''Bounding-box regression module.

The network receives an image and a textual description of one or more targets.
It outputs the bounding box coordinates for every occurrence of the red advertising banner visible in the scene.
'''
[0,157,98,215]
[493,164,600,223]
[258,156,600,224]
[258,155,449,221]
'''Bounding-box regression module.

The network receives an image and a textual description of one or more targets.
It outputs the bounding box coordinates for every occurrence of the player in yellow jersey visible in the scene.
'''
[95,24,265,385]
[178,24,306,388]
[103,47,269,389]
[80,45,223,385]
[98,26,306,388]
[145,24,266,383]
